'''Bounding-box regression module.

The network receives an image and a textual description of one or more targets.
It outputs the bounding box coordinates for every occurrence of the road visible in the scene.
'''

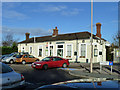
[8,64,83,89]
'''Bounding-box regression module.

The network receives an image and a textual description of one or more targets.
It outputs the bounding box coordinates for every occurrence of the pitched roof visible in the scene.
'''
[18,31,106,44]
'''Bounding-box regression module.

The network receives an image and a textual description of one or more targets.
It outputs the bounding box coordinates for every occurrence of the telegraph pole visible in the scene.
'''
[90,0,93,73]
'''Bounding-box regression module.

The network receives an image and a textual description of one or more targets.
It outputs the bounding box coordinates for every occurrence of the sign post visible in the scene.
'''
[100,61,109,73]
[109,61,113,74]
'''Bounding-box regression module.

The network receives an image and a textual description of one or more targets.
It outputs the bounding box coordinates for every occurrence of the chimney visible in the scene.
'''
[25,33,30,40]
[52,27,58,37]
[96,23,102,38]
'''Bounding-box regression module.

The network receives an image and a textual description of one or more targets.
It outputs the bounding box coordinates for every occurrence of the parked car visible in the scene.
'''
[0,62,25,89]
[1,53,17,64]
[0,54,10,61]
[15,54,39,64]
[31,56,69,70]
[38,79,119,89]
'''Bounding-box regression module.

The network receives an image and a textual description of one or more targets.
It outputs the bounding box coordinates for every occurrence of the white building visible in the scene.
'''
[18,23,110,63]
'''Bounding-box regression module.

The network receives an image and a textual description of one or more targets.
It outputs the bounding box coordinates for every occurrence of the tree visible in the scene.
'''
[2,34,19,54]
[113,31,119,46]
[2,34,19,46]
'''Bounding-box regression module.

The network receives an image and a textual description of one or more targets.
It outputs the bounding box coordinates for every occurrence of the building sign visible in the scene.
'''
[46,42,48,48]
[56,42,65,44]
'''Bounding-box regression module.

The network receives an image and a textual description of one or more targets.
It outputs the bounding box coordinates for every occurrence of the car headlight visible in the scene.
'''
[36,64,41,66]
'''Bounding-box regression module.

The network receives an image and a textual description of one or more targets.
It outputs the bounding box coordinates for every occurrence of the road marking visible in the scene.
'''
[58,68,79,71]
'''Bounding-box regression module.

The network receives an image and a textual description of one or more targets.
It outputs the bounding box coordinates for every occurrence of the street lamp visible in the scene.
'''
[90,0,93,73]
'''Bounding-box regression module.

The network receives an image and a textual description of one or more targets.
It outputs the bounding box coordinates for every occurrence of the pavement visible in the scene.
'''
[59,63,120,80]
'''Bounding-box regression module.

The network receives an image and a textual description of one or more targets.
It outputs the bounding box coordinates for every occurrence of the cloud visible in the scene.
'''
[32,4,83,16]
[32,5,67,12]
[2,2,22,9]
[2,2,28,20]
[61,8,83,16]
[3,10,27,20]
[2,26,52,36]
[42,5,67,12]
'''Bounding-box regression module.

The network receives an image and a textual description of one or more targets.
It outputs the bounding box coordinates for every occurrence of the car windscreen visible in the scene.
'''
[8,54,14,57]
[16,55,23,58]
[42,57,52,61]
[1,63,13,73]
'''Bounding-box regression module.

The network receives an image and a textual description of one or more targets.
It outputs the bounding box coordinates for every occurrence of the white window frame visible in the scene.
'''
[38,45,43,57]
[66,44,73,58]
[79,43,87,58]
[21,46,25,52]
[48,44,54,56]
[29,46,32,54]
[56,44,64,58]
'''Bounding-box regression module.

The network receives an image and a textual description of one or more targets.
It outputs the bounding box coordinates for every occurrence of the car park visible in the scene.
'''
[31,56,69,70]
[15,54,39,64]
[1,53,17,64]
[0,62,25,89]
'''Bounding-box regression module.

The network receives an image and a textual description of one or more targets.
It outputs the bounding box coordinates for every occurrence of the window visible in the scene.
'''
[42,57,52,61]
[39,46,43,57]
[30,47,32,54]
[80,44,86,58]
[53,57,62,61]
[29,55,34,58]
[94,49,98,57]
[2,63,13,73]
[22,47,24,52]
[24,55,28,58]
[67,45,72,57]
[99,51,102,55]
[50,46,53,56]
[16,55,23,58]
[58,45,63,48]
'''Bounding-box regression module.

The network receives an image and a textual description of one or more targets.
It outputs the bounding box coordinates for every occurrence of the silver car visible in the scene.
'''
[0,62,25,89]
[1,53,17,64]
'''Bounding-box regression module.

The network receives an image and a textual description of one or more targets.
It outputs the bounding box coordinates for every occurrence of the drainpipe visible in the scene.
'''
[75,33,78,63]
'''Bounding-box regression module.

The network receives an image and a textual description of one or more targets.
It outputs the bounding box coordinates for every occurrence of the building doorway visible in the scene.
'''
[57,45,64,58]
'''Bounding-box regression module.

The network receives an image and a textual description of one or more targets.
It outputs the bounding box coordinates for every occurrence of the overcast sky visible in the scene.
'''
[2,2,119,43]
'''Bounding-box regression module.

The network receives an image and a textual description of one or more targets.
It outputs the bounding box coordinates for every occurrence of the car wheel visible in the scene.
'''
[9,60,14,64]
[22,60,26,65]
[62,63,67,68]
[43,64,48,70]
[36,59,39,62]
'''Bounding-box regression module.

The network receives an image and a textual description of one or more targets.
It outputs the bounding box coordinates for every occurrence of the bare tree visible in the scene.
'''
[2,34,19,46]
[113,31,119,46]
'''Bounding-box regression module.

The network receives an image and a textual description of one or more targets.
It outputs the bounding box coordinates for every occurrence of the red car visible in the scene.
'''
[31,56,69,70]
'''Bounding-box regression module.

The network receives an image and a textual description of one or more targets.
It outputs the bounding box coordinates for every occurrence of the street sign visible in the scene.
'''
[100,61,109,65]
[109,61,113,66]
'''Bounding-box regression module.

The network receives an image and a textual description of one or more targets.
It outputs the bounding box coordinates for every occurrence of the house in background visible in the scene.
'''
[113,46,120,63]
[18,23,110,63]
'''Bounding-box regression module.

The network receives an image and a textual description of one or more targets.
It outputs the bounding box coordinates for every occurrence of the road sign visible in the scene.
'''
[109,61,113,66]
[100,61,109,65]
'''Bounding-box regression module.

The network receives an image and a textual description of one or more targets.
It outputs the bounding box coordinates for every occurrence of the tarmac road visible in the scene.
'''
[8,64,83,89]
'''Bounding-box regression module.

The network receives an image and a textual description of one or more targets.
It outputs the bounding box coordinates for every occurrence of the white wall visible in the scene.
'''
[18,38,107,63]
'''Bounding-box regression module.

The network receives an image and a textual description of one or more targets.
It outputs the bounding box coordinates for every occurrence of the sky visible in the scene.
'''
[2,2,119,44]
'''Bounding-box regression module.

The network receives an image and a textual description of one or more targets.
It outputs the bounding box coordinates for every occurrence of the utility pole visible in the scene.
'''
[90,0,93,73]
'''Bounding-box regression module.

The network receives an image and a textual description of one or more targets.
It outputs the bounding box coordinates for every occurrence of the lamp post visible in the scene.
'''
[90,0,93,73]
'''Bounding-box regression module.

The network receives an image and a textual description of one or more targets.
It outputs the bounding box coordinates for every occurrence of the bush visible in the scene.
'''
[2,46,18,55]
